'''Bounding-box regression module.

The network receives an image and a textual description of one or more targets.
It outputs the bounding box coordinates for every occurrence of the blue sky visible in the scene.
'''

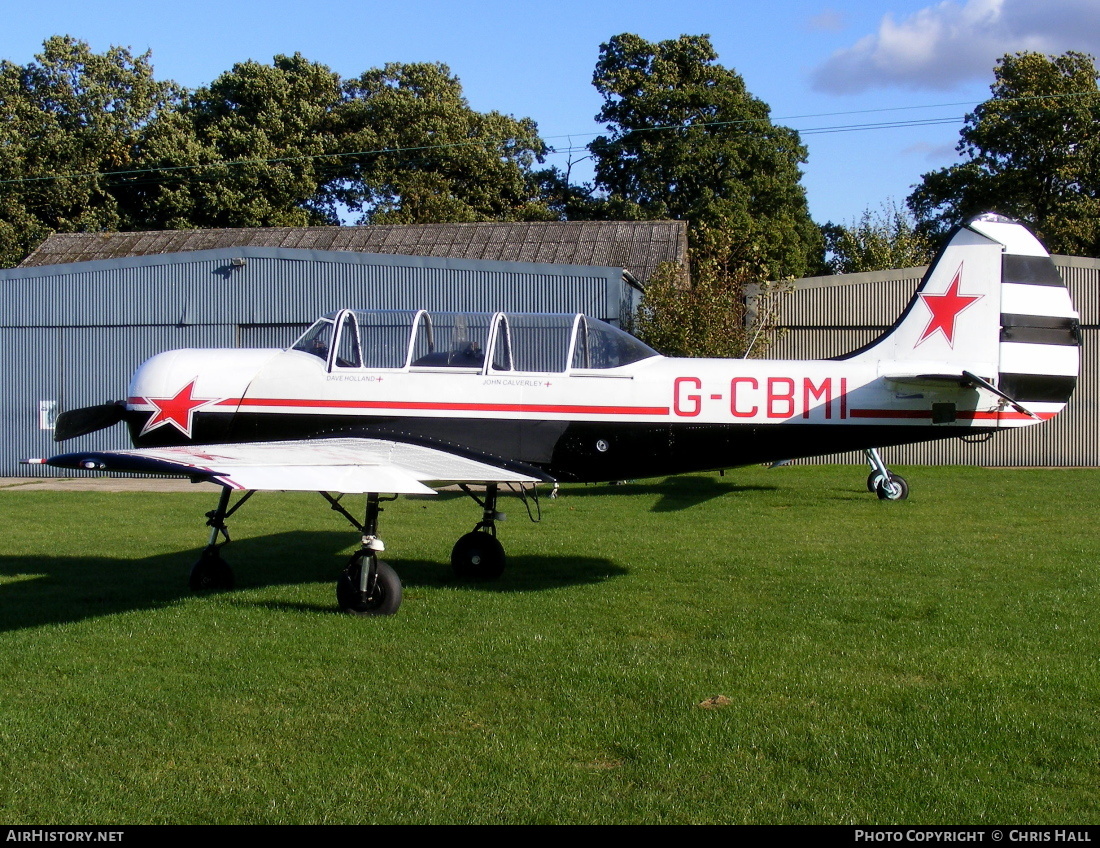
[4,0,1100,226]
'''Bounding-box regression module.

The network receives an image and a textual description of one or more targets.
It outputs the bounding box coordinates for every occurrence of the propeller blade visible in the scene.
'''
[54,402,127,442]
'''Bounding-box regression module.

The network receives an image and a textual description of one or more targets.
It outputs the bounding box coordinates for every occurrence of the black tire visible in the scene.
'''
[867,471,885,492]
[336,556,402,616]
[875,473,909,501]
[451,531,506,580]
[189,549,234,591]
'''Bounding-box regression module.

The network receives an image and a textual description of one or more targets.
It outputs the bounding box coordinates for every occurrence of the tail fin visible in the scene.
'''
[846,213,1079,410]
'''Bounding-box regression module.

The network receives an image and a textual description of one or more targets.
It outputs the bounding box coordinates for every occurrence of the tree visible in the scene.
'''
[137,53,346,229]
[0,35,180,266]
[138,58,554,229]
[588,33,822,282]
[0,41,560,266]
[529,166,604,221]
[822,201,934,275]
[586,34,820,358]
[335,62,552,224]
[633,223,787,359]
[908,51,1100,256]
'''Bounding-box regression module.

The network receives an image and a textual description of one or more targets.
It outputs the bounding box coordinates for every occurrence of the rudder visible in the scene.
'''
[845,214,1079,416]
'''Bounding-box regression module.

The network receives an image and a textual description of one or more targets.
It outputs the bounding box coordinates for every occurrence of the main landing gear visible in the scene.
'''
[327,493,403,616]
[864,448,909,501]
[188,483,522,616]
[451,483,507,580]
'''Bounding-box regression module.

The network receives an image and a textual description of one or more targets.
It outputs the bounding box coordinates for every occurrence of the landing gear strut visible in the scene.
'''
[323,492,403,616]
[864,448,908,501]
[189,487,255,591]
[451,483,507,580]
[188,481,524,615]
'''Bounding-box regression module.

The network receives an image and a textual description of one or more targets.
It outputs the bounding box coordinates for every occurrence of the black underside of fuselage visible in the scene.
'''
[127,411,993,484]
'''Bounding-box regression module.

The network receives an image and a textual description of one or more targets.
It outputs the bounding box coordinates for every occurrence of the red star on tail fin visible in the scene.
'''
[916,265,982,347]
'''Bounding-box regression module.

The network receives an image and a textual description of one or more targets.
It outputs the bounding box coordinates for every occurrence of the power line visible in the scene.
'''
[0,91,1093,189]
[0,114,969,188]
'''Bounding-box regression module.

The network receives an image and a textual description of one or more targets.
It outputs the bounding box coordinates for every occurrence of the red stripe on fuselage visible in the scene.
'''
[849,408,1056,421]
[127,396,1055,423]
[237,398,673,415]
[131,396,670,416]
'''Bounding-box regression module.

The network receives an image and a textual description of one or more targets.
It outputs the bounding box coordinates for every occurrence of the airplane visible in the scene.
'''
[25,214,1079,616]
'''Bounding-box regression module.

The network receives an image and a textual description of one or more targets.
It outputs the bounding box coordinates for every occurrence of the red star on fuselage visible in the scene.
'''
[916,265,982,347]
[139,380,219,438]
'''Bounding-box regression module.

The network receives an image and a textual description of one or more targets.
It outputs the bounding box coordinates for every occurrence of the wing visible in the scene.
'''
[33,437,552,494]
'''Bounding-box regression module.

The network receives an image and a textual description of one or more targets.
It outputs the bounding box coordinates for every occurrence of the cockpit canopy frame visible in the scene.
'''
[291,309,658,375]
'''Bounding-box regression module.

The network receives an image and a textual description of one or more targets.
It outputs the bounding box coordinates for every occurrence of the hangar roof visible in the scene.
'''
[20,220,688,286]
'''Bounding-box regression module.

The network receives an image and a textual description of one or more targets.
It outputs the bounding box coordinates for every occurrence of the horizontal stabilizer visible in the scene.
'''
[961,370,1039,419]
[882,370,1039,418]
[882,372,970,386]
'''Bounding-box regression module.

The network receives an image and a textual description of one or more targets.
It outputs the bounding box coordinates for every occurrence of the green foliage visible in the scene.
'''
[138,53,345,229]
[0,32,828,288]
[822,202,935,275]
[530,166,605,221]
[588,34,820,358]
[908,51,1100,256]
[635,225,788,359]
[0,36,181,266]
[589,33,822,283]
[0,39,557,266]
[140,57,552,230]
[335,62,551,224]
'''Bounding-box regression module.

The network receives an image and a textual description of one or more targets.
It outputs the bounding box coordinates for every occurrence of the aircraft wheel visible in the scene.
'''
[189,549,234,591]
[451,531,506,580]
[875,473,909,501]
[867,471,885,492]
[337,556,402,616]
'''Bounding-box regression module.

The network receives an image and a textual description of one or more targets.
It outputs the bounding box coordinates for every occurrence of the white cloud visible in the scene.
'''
[811,0,1100,94]
[806,9,846,33]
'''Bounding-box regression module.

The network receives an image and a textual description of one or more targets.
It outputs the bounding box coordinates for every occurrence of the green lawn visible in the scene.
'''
[0,466,1097,824]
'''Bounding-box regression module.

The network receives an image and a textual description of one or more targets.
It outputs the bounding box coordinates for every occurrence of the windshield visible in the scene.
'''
[291,318,336,360]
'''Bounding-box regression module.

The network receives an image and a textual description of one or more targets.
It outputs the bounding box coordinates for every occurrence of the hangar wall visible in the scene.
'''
[0,247,636,477]
[764,255,1100,467]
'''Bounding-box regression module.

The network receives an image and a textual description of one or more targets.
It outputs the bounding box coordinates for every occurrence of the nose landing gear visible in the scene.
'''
[323,491,404,616]
[336,554,402,616]
[189,487,255,591]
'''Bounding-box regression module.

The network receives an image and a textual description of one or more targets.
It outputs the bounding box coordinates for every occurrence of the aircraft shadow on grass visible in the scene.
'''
[556,475,778,512]
[0,529,625,632]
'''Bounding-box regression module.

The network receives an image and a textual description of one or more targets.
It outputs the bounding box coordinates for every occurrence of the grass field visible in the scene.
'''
[0,465,1097,824]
